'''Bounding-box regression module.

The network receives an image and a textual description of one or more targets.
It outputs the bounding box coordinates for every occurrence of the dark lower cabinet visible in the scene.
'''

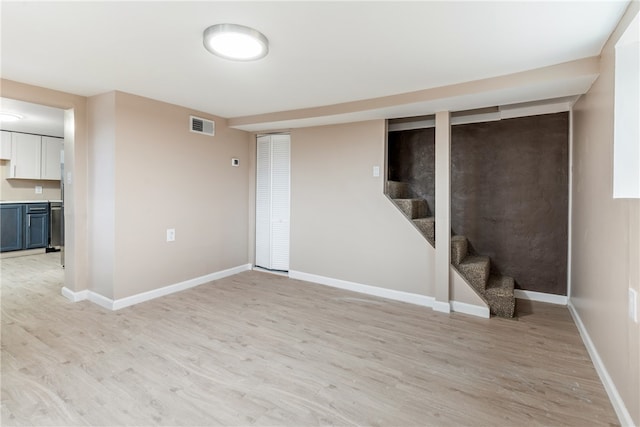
[0,203,49,252]
[25,213,49,249]
[0,204,24,252]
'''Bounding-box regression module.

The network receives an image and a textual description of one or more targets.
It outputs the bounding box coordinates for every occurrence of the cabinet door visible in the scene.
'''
[0,131,12,160]
[41,136,63,180]
[0,204,24,252]
[10,133,41,179]
[25,212,49,249]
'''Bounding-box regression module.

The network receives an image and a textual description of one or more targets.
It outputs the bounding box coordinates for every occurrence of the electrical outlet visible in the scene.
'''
[35,185,42,194]
[166,228,175,242]
[630,288,638,323]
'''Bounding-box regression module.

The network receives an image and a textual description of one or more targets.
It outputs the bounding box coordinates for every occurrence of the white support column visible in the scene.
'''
[434,111,451,313]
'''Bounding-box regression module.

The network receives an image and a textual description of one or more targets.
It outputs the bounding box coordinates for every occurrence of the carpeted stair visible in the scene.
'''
[387,180,515,317]
[388,181,436,245]
[451,235,515,318]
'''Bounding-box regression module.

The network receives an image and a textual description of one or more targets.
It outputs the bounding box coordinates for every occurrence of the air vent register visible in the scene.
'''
[189,115,215,136]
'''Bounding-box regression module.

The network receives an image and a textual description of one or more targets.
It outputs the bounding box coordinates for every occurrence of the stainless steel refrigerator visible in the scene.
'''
[56,150,65,266]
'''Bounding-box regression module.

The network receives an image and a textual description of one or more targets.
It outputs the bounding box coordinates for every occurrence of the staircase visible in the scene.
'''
[388,180,515,318]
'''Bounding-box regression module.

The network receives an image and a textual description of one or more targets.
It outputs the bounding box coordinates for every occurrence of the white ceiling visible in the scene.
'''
[0,1,630,130]
[0,98,64,137]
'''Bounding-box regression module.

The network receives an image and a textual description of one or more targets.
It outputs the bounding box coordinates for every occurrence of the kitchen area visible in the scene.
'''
[0,98,65,265]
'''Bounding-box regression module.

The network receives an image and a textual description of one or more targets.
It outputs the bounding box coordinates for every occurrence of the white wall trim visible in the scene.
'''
[61,287,88,302]
[568,301,634,427]
[88,291,114,311]
[60,264,252,311]
[387,98,578,132]
[111,264,252,310]
[567,107,574,299]
[253,266,288,277]
[514,289,568,305]
[451,300,490,318]
[288,270,489,318]
[432,300,452,314]
[289,270,435,307]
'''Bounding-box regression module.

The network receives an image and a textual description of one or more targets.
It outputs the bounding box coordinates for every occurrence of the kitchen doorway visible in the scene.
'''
[0,98,66,273]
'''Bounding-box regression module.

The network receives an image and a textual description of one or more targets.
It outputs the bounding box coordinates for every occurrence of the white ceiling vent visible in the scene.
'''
[189,115,215,136]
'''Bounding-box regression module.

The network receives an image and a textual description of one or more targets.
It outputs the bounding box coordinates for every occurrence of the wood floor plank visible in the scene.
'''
[1,253,619,426]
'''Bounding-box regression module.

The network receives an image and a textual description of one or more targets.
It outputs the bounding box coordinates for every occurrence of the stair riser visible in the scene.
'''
[451,237,468,265]
[387,181,411,199]
[394,199,429,219]
[486,296,516,318]
[485,276,516,318]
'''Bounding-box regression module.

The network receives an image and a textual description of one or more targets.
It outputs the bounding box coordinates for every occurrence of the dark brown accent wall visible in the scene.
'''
[388,127,436,213]
[388,112,568,295]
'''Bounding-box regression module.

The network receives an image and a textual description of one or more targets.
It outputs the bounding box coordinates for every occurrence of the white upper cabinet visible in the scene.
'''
[8,132,63,180]
[10,133,41,179]
[0,131,12,160]
[41,136,64,180]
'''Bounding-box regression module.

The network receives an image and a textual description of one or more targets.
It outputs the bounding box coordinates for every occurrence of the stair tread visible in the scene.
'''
[459,255,490,265]
[412,217,435,223]
[451,235,467,242]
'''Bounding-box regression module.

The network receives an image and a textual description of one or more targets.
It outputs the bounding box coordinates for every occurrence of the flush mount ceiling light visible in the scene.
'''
[0,112,23,122]
[203,23,268,61]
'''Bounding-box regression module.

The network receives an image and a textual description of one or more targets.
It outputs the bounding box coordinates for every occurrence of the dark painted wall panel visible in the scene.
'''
[387,113,568,295]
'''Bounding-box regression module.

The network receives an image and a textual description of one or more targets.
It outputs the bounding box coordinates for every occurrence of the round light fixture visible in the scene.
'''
[0,112,23,122]
[203,23,268,61]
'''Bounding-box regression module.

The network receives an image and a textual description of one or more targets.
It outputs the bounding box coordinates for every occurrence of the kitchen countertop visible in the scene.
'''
[0,200,62,204]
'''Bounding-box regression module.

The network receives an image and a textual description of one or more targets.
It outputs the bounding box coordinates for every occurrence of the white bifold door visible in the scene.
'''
[255,134,290,271]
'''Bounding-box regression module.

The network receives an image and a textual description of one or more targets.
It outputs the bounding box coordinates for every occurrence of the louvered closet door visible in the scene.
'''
[255,134,290,271]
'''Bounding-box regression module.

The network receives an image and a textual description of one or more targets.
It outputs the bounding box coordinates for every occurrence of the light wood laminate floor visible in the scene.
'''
[1,253,618,426]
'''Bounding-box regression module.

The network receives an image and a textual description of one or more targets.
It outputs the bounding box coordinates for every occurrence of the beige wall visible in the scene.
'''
[1,79,89,293]
[290,120,435,296]
[87,92,116,299]
[100,91,252,299]
[571,2,640,424]
[0,165,61,201]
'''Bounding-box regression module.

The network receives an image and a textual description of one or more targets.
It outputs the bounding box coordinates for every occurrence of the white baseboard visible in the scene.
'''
[288,270,488,318]
[432,300,451,314]
[88,291,114,310]
[111,264,252,310]
[61,287,88,302]
[568,301,634,427]
[451,300,490,318]
[252,266,288,277]
[0,248,46,259]
[514,289,568,305]
[60,263,252,311]
[289,270,435,307]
